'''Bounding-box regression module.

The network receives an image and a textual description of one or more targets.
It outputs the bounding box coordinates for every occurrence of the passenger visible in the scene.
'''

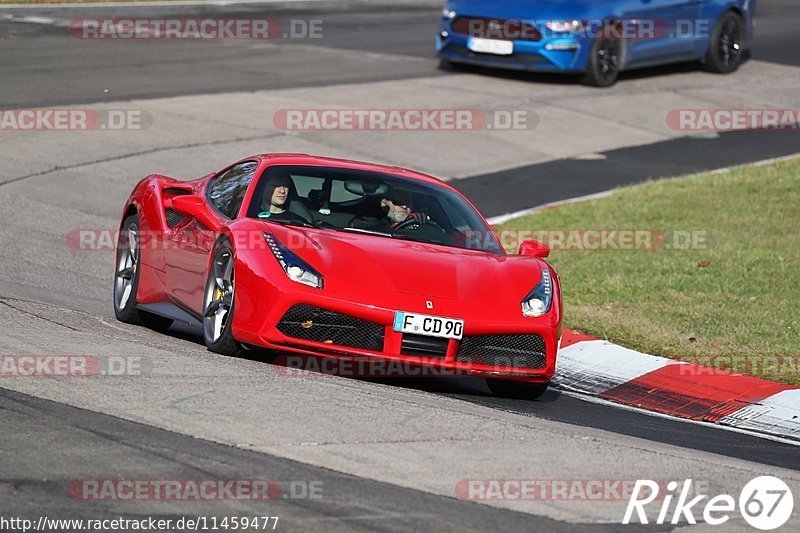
[258,175,311,224]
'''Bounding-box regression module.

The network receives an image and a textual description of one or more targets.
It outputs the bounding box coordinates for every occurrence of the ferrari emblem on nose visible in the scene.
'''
[426,301,433,309]
[301,320,313,329]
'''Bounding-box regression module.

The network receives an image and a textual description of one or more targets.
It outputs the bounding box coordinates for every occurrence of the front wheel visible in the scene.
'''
[438,57,461,72]
[203,239,242,356]
[581,37,623,87]
[486,379,550,400]
[704,11,745,74]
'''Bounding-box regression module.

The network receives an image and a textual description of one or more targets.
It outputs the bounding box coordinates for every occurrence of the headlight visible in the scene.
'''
[545,20,584,33]
[522,268,553,317]
[442,8,456,19]
[263,232,323,289]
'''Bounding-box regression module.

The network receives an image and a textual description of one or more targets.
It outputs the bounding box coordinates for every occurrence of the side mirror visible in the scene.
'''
[518,239,550,258]
[170,195,222,232]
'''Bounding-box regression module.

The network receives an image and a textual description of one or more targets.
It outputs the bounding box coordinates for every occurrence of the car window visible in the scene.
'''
[292,174,325,199]
[207,161,258,219]
[247,165,504,254]
[331,180,363,203]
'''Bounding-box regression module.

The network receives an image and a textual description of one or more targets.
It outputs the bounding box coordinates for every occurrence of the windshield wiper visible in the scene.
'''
[341,227,393,237]
[340,227,431,243]
[265,218,315,228]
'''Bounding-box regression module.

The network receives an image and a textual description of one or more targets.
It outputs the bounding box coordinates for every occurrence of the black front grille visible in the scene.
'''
[401,334,448,358]
[452,16,541,41]
[164,208,187,228]
[277,305,384,351]
[457,334,546,369]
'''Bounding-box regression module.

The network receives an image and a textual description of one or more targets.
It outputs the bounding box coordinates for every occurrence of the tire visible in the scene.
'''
[704,11,745,74]
[486,379,550,400]
[581,34,624,87]
[113,214,174,331]
[438,57,461,72]
[202,238,242,357]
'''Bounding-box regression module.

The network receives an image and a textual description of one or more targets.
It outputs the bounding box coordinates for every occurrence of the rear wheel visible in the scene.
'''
[113,214,173,330]
[581,36,623,87]
[704,11,745,74]
[486,379,550,400]
[203,239,242,356]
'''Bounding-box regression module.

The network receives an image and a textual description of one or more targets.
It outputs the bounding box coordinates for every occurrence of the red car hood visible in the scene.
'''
[272,225,544,306]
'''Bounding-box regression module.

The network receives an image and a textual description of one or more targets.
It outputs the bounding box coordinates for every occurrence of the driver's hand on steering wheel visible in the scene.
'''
[408,212,428,225]
[389,211,427,230]
[389,211,446,235]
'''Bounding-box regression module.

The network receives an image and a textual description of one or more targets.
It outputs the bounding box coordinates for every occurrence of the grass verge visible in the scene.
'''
[496,157,800,385]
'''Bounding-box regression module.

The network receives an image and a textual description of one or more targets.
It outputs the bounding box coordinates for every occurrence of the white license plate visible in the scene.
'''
[467,37,513,56]
[393,312,464,340]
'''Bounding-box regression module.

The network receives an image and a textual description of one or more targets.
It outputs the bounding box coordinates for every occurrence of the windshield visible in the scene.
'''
[246,165,504,254]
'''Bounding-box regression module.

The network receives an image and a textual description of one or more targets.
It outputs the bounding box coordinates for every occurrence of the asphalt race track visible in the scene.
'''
[1,0,799,531]
[1,0,800,107]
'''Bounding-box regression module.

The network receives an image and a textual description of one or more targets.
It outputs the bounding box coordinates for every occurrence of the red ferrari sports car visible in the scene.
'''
[114,154,562,398]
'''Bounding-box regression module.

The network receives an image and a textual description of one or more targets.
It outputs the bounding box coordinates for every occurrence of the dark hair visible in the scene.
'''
[269,175,292,187]
[387,190,412,207]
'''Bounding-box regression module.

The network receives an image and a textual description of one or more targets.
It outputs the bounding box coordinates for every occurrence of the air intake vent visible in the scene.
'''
[164,208,187,228]
[400,333,448,358]
[457,334,546,369]
[277,305,385,351]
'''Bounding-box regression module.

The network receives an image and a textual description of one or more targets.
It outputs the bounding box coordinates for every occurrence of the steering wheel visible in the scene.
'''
[391,215,445,234]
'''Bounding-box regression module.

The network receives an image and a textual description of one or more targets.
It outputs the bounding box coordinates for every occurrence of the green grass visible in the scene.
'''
[496,157,800,385]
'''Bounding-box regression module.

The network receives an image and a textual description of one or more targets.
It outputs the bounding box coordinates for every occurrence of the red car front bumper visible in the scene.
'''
[233,290,559,383]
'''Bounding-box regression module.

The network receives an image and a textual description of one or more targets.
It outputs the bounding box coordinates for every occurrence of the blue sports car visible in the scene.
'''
[437,0,755,86]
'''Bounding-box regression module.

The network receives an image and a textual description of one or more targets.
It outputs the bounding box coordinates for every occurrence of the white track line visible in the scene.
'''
[2,14,70,25]
[487,190,615,226]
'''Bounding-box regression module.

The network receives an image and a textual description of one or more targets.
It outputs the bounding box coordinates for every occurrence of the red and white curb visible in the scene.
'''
[554,330,800,441]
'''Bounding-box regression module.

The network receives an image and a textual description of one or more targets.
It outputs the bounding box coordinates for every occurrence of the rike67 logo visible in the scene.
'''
[623,476,794,530]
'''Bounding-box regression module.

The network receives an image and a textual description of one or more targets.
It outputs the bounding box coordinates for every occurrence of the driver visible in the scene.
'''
[350,192,427,231]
